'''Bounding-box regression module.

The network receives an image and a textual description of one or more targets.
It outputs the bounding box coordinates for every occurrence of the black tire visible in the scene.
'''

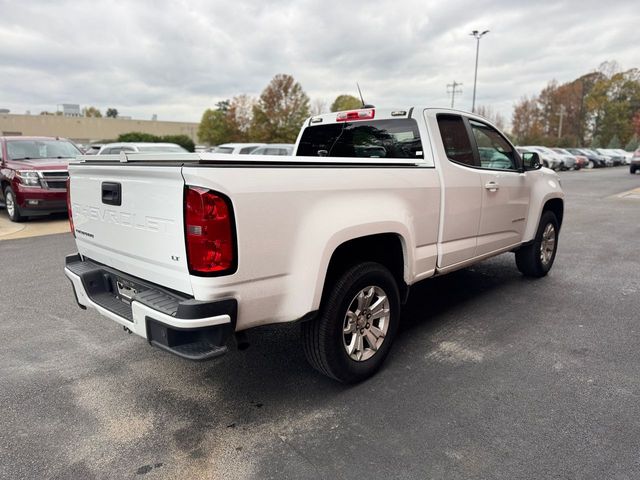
[515,211,559,278]
[632,166,637,174]
[301,262,400,383]
[3,186,24,222]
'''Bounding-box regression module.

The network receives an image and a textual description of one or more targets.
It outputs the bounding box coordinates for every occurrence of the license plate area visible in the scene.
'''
[115,277,140,304]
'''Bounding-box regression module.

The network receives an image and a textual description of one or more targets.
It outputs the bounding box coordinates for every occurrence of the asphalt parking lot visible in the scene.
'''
[1,167,639,480]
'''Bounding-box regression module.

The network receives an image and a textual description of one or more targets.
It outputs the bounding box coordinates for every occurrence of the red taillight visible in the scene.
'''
[336,108,375,122]
[66,177,75,237]
[184,186,236,274]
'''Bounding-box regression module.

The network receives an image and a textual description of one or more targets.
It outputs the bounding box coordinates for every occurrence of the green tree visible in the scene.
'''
[607,134,621,148]
[118,132,159,142]
[590,135,602,148]
[625,133,639,151]
[83,106,102,118]
[330,94,362,112]
[161,134,195,152]
[250,74,310,143]
[106,108,118,118]
[116,132,195,152]
[197,108,232,145]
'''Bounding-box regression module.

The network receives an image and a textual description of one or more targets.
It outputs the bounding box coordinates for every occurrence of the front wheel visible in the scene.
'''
[4,186,24,222]
[301,262,400,383]
[515,211,559,278]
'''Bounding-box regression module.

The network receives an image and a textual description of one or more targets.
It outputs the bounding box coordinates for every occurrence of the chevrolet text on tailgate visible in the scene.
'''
[64,107,564,383]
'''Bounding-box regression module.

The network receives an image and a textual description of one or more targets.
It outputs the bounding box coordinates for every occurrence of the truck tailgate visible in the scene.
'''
[68,163,192,295]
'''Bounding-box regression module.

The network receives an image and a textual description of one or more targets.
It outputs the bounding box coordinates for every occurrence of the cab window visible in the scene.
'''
[469,120,518,171]
[436,114,475,166]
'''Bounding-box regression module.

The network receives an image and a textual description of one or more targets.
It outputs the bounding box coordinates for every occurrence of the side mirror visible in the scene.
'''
[522,152,542,171]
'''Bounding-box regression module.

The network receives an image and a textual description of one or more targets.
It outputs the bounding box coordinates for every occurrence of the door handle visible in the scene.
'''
[484,181,499,191]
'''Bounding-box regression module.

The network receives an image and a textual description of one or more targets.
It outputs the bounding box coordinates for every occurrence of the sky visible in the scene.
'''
[0,0,638,126]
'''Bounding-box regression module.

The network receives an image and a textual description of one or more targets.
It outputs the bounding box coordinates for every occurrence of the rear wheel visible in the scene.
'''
[586,161,594,169]
[515,211,559,278]
[301,262,400,383]
[632,166,637,174]
[3,186,24,222]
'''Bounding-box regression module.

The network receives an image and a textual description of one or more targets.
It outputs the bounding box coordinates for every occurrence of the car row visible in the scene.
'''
[516,145,634,170]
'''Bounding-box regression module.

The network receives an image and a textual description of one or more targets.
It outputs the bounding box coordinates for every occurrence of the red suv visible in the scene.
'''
[0,136,81,222]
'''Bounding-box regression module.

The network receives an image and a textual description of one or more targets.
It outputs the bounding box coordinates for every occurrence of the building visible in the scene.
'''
[0,113,199,144]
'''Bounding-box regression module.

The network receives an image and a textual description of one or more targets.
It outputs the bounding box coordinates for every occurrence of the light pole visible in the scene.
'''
[470,29,489,113]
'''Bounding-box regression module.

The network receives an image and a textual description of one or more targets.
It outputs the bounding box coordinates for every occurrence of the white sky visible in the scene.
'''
[0,0,637,124]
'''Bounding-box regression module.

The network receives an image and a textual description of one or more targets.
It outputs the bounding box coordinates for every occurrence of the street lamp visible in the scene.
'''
[470,29,489,113]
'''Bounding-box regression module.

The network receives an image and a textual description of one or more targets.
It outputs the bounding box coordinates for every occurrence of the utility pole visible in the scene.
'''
[447,81,463,108]
[557,105,566,138]
[470,29,489,113]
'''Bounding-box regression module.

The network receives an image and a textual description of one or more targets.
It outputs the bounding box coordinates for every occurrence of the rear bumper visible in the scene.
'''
[64,253,237,361]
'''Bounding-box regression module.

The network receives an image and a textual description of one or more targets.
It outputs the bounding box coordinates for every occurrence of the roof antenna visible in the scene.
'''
[356,83,375,109]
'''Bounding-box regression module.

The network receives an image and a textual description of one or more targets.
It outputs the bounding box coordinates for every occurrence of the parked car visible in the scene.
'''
[519,146,564,170]
[98,142,187,154]
[83,144,104,155]
[552,148,584,169]
[630,149,640,174]
[566,148,606,168]
[596,149,624,166]
[0,136,81,222]
[250,144,294,156]
[583,148,613,167]
[208,143,265,154]
[65,106,564,383]
[611,149,633,165]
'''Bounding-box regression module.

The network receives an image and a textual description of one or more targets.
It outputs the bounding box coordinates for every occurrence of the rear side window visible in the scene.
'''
[239,146,258,154]
[436,115,475,166]
[296,119,423,159]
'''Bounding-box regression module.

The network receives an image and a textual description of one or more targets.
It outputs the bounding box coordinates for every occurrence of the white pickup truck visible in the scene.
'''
[64,107,564,383]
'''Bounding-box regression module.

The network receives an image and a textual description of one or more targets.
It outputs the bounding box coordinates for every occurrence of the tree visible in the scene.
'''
[116,132,195,152]
[226,94,255,142]
[106,108,118,118]
[161,134,195,152]
[330,94,361,112]
[511,96,546,145]
[607,134,621,148]
[625,133,639,151]
[475,105,506,130]
[250,74,310,143]
[197,108,231,145]
[83,106,102,118]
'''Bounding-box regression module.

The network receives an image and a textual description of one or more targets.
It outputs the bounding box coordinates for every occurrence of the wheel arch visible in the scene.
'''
[543,197,564,229]
[319,232,410,308]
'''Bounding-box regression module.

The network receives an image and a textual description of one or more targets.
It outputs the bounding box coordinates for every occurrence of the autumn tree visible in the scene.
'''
[226,95,255,142]
[511,96,545,145]
[475,105,506,130]
[250,74,310,143]
[330,94,361,112]
[83,106,102,117]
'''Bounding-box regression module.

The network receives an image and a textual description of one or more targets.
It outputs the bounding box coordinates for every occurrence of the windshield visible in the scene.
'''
[297,119,423,159]
[136,145,187,153]
[7,139,81,160]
